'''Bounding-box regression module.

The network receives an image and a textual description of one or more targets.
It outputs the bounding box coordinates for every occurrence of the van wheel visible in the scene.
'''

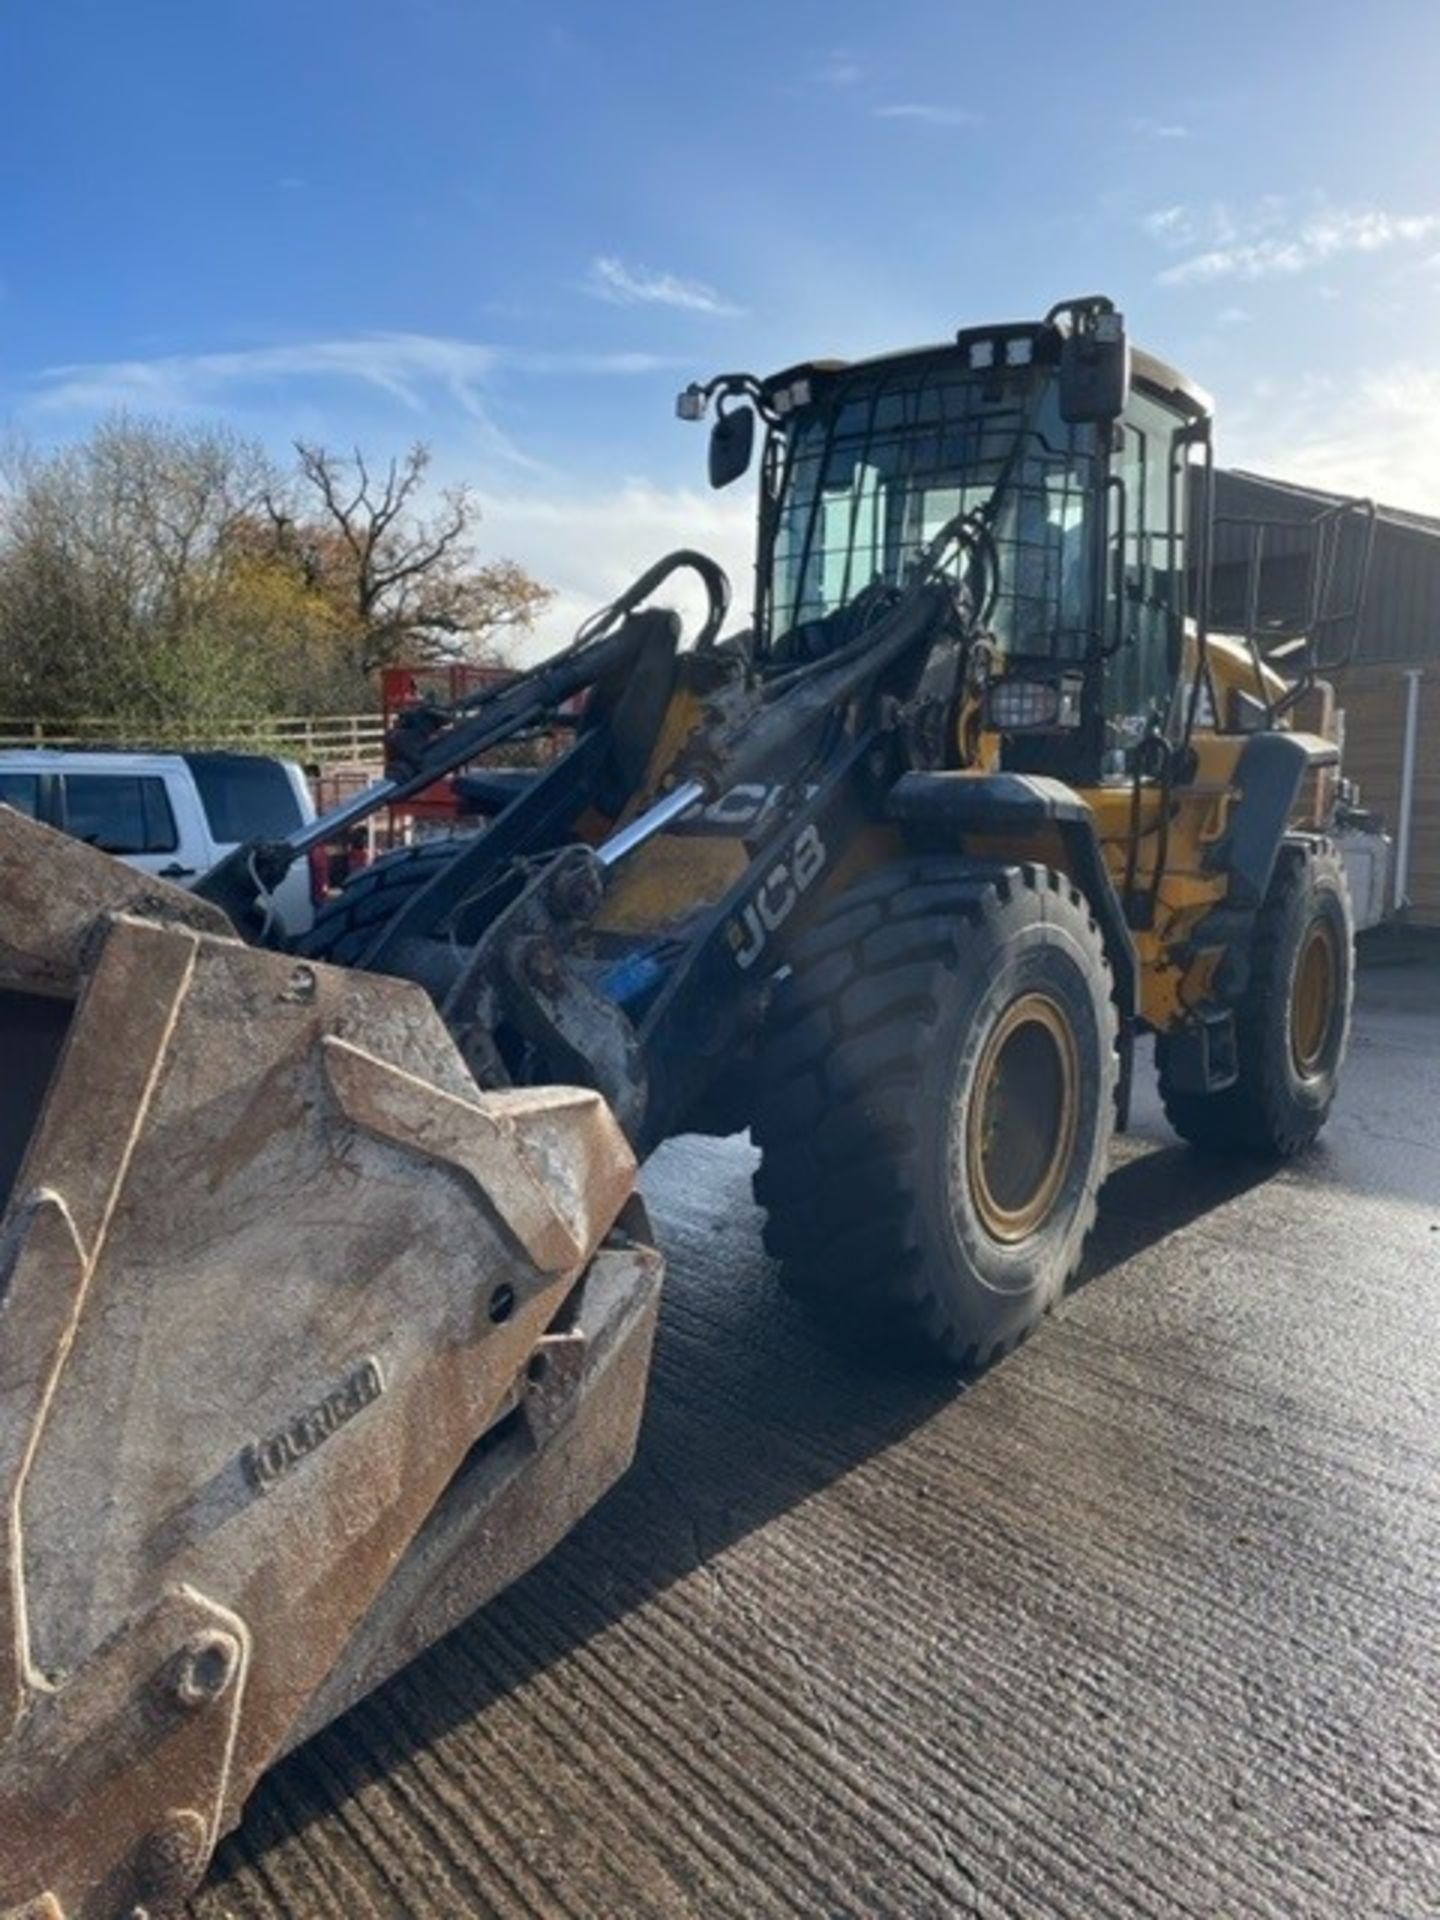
[752,860,1118,1370]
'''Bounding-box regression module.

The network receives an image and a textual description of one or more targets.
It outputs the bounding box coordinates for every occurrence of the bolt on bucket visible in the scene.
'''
[0,807,662,1920]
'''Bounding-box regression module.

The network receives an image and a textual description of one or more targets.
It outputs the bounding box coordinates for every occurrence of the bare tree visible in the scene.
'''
[275,442,551,675]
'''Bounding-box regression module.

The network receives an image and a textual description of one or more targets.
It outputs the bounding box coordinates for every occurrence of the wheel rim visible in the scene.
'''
[1291,916,1339,1077]
[966,991,1080,1244]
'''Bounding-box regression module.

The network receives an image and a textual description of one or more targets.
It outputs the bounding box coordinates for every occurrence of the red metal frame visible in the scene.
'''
[381,664,513,823]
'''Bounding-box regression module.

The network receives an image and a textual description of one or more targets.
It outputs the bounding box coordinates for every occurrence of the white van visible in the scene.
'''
[0,747,319,936]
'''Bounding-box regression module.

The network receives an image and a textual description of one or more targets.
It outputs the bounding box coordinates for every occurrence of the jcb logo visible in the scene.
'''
[673,781,786,835]
[703,783,775,828]
[729,825,826,971]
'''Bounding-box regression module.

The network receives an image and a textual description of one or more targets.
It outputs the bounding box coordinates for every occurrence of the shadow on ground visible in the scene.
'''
[206,1116,1276,1888]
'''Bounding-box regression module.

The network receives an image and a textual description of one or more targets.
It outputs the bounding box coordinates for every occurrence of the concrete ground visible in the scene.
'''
[193,958,1440,1920]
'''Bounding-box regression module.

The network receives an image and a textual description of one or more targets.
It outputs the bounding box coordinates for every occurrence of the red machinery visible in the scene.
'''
[311,664,568,897]
[381,663,514,824]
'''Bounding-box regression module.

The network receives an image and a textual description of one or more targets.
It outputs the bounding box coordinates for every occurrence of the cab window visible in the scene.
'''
[770,370,1100,661]
[1106,391,1187,752]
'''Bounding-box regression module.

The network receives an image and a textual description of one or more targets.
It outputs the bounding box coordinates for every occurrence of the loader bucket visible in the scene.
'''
[0,807,662,1920]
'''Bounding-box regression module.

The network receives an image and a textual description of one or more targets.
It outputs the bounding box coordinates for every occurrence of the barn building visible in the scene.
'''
[1211,469,1439,926]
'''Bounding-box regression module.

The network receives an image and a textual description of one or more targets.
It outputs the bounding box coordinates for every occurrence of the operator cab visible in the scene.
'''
[680,298,1213,787]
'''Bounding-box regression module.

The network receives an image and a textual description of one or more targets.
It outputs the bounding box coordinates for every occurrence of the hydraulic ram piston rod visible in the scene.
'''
[596,781,706,867]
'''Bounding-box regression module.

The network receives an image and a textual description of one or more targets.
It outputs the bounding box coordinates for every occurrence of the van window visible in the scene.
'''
[63,774,178,855]
[184,753,304,843]
[0,773,40,818]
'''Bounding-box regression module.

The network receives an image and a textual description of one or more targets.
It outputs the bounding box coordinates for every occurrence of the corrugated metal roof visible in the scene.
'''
[1211,469,1440,666]
[1222,468,1440,537]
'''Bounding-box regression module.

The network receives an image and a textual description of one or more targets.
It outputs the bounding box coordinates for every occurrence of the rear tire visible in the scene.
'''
[1158,839,1353,1158]
[751,860,1118,1369]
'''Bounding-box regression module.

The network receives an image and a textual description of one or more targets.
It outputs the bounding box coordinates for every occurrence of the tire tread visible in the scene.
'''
[1159,838,1353,1158]
[297,839,464,967]
[752,857,1117,1369]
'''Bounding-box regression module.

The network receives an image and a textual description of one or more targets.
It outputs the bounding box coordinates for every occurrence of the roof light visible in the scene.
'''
[771,378,813,416]
[675,385,707,421]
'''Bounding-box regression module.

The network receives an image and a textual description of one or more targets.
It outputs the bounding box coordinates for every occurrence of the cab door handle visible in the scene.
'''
[158,863,196,879]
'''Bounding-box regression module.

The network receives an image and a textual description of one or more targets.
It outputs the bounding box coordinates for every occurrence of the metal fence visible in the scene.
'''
[0,712,386,767]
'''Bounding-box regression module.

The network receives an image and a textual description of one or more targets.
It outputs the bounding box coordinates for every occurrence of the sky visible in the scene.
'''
[5,0,1440,653]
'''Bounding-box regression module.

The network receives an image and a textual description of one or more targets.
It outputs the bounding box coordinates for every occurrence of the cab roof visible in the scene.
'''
[760,319,1213,421]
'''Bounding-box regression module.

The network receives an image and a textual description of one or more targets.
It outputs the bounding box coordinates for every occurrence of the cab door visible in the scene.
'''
[1104,389,1190,771]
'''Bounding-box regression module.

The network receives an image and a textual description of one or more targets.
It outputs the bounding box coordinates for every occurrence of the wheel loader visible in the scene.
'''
[0,295,1374,1918]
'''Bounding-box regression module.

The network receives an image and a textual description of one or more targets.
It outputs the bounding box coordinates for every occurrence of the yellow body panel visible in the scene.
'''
[953,781,1236,1031]
[1081,735,1244,1030]
[1202,630,1289,713]
[594,833,749,933]
[587,682,745,935]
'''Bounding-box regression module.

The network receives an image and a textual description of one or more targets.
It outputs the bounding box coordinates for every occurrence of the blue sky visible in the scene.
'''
[5,0,1440,647]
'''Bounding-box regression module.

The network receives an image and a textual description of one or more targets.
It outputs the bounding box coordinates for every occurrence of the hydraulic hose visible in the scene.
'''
[575,549,732,652]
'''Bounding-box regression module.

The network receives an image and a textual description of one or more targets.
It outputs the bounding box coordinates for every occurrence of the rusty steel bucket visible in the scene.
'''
[0,808,662,1920]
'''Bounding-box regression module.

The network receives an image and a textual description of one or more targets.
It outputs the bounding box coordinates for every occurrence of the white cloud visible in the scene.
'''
[1142,205,1191,241]
[1224,363,1440,511]
[1217,306,1251,327]
[1132,118,1192,141]
[872,103,982,128]
[810,48,863,88]
[33,334,676,411]
[511,348,677,375]
[475,480,758,660]
[33,334,501,415]
[25,333,677,471]
[585,256,743,317]
[1145,201,1440,286]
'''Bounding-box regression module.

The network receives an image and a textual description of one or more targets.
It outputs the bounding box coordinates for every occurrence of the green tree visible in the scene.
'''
[0,422,553,731]
[0,419,282,726]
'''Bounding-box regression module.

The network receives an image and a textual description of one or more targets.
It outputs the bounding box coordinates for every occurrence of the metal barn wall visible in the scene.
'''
[1211,471,1440,668]
[1209,471,1440,923]
[1329,664,1439,925]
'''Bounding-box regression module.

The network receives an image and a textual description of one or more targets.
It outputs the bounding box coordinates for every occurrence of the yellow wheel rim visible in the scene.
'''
[966,991,1080,1244]
[1291,916,1338,1077]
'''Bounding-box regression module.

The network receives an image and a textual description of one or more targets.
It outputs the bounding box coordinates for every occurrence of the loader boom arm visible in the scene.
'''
[195,550,731,936]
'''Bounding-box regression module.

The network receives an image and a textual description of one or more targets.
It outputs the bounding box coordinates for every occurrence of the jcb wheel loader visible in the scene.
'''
[292,293,1369,1362]
[0,295,1373,1917]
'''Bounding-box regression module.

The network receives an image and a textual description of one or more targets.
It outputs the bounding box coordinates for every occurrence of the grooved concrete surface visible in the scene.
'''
[192,962,1440,1920]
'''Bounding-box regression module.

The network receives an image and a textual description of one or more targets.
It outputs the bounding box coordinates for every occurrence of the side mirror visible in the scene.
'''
[1059,311,1129,425]
[709,403,755,488]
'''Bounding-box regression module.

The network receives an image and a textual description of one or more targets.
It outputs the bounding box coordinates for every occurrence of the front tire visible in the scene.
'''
[297,838,466,967]
[752,860,1118,1369]
[1158,839,1353,1158]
